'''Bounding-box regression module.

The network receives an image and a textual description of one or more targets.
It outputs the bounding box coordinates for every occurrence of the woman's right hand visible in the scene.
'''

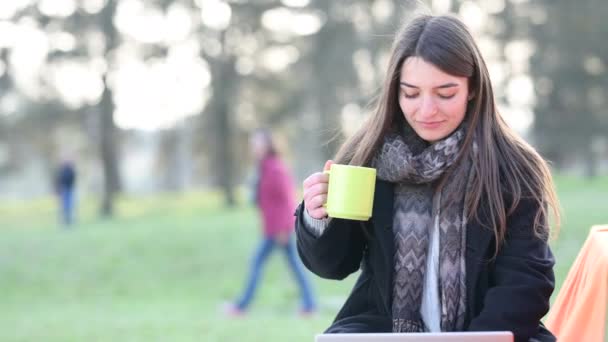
[302,160,333,219]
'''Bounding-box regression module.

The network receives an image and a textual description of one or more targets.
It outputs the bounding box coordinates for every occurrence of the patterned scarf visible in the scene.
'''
[372,124,475,332]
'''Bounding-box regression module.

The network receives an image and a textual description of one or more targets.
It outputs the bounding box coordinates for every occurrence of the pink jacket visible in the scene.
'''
[257,155,298,237]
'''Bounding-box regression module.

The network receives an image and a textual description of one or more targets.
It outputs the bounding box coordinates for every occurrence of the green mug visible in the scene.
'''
[323,164,377,221]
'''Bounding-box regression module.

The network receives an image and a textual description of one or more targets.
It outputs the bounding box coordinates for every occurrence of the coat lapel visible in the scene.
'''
[371,180,394,264]
[464,218,493,320]
[370,180,395,312]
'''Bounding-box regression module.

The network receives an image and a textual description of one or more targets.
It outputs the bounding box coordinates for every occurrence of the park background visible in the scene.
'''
[0,0,607,341]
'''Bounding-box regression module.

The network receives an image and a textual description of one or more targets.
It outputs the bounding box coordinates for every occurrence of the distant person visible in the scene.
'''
[55,157,76,226]
[227,129,316,316]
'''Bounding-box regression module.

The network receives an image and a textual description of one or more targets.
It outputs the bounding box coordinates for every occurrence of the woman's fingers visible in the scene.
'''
[307,207,328,220]
[303,183,329,203]
[309,194,328,209]
[302,160,333,220]
[304,193,328,219]
[303,172,329,189]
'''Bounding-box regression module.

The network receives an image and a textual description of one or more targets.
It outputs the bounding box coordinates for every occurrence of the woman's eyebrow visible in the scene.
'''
[399,81,459,89]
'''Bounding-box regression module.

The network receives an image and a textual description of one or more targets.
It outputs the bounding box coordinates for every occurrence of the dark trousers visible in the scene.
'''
[236,236,316,311]
[59,188,75,226]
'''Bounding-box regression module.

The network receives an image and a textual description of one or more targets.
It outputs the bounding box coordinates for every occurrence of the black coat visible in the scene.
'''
[295,179,556,342]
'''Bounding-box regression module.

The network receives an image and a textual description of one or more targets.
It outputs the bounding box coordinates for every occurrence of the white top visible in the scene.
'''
[420,214,441,332]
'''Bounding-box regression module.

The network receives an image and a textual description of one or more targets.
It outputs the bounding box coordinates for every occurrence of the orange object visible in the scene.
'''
[546,225,608,342]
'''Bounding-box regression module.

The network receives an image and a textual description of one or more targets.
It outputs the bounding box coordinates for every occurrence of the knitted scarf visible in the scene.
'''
[372,124,475,332]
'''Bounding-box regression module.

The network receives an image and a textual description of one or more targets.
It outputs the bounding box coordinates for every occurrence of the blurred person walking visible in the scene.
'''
[55,156,77,226]
[227,129,316,316]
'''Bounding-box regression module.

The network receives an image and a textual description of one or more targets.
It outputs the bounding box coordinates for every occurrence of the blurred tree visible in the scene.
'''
[197,7,239,207]
[0,0,128,208]
[98,0,122,216]
[0,2,96,195]
[306,1,358,160]
[1,0,604,202]
[197,1,292,206]
[526,0,608,177]
[0,49,13,172]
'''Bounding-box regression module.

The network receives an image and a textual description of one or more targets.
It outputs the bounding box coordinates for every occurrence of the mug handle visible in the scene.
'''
[322,169,330,208]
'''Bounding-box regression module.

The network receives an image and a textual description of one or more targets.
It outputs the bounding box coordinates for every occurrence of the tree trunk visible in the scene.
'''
[584,138,598,179]
[99,0,121,217]
[213,54,237,206]
[201,27,238,207]
[99,86,121,217]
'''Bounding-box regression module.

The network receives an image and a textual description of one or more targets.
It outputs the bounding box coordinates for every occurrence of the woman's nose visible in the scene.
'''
[419,96,437,117]
[419,96,438,118]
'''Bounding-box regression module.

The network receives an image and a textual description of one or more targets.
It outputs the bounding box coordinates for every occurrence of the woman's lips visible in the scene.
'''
[418,121,444,129]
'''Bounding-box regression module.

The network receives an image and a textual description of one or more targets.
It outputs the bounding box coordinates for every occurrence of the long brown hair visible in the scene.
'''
[334,15,560,251]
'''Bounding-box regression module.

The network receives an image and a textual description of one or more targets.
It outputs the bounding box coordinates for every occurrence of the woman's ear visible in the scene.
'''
[468,93,475,101]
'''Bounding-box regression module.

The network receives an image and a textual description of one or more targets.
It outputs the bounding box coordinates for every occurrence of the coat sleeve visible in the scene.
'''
[294,202,367,280]
[467,198,556,342]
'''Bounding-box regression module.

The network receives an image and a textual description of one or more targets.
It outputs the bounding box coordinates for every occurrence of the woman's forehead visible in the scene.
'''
[400,57,467,86]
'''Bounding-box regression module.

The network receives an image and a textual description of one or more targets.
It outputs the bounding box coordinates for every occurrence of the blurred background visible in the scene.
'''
[0,0,606,341]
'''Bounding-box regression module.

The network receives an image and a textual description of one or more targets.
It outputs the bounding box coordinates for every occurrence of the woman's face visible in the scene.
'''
[250,133,268,160]
[398,57,470,143]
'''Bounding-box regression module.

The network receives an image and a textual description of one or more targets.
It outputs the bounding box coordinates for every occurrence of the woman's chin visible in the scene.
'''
[413,130,448,144]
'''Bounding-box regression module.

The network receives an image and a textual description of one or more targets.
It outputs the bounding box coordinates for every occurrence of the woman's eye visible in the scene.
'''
[438,94,456,99]
[403,92,418,99]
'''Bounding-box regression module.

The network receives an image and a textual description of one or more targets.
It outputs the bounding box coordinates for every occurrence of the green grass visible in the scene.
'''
[0,175,607,341]
[550,175,608,293]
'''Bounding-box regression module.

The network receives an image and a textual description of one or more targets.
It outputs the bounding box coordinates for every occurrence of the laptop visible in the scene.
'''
[316,332,513,342]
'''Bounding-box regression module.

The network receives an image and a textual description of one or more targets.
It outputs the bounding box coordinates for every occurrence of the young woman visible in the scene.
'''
[296,15,559,342]
[228,129,316,315]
